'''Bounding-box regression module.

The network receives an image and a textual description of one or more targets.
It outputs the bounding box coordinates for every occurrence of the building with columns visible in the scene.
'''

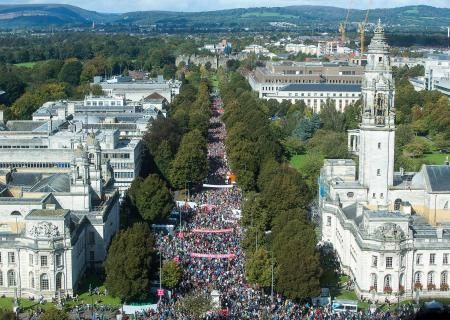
[320,20,450,301]
[0,134,120,299]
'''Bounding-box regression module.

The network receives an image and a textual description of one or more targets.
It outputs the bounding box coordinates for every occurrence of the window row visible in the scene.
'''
[0,145,48,149]
[0,253,63,267]
[0,271,64,290]
[103,153,130,159]
[0,162,70,169]
[114,171,134,179]
[416,253,449,265]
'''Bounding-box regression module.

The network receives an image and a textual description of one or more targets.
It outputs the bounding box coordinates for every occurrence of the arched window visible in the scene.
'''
[415,271,422,285]
[7,270,16,287]
[428,272,435,285]
[40,274,49,290]
[29,272,34,289]
[441,272,448,286]
[394,199,402,211]
[370,273,378,290]
[384,274,392,289]
[56,272,64,291]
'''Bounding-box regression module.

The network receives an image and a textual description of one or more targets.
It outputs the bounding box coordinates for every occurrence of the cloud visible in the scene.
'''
[0,0,449,13]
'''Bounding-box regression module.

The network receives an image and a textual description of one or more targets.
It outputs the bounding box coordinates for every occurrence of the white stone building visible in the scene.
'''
[320,20,450,301]
[0,139,120,299]
[409,55,450,98]
[0,122,143,193]
[265,83,361,113]
[285,43,318,56]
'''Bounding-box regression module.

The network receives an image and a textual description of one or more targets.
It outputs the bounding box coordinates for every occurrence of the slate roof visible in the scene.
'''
[9,173,43,189]
[29,174,70,193]
[6,121,47,132]
[424,165,450,192]
[279,84,362,92]
[27,209,68,217]
[144,92,166,102]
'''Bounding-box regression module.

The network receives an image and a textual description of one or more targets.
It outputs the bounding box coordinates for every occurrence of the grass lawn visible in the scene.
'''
[14,61,38,68]
[289,154,309,172]
[420,152,448,165]
[0,297,56,312]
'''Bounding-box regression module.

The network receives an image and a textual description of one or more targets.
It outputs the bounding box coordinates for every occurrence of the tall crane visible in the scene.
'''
[358,1,372,55]
[339,3,352,45]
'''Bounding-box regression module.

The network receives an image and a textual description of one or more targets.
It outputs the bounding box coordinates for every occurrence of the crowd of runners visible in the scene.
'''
[138,93,421,320]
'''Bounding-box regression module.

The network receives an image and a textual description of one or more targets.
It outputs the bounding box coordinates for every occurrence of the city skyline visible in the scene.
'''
[1,0,450,13]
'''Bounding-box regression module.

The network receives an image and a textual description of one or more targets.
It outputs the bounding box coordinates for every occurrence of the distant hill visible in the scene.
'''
[0,4,115,27]
[118,5,450,31]
[0,4,449,32]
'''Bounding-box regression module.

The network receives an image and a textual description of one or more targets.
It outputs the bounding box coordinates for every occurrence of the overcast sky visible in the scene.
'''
[2,0,450,13]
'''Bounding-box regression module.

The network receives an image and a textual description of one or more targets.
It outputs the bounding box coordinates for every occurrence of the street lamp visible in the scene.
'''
[159,246,163,304]
[264,230,274,304]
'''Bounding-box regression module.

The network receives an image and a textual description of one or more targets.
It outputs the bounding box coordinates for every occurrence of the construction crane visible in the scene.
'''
[339,3,352,45]
[358,1,372,55]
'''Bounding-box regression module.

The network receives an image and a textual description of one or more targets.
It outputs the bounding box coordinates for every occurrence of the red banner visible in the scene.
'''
[190,253,236,259]
[191,228,233,233]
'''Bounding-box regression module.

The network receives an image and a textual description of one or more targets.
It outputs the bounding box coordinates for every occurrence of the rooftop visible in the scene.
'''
[424,165,450,192]
[27,209,68,218]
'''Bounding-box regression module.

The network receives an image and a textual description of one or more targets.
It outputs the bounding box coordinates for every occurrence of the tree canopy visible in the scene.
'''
[105,223,155,302]
[129,174,174,224]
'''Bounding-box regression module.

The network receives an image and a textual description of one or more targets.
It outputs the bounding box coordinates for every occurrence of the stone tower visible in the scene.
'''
[358,19,395,207]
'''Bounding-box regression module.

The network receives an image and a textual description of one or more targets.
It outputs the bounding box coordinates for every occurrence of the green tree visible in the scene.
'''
[307,129,349,159]
[170,129,208,189]
[0,66,26,106]
[154,140,174,180]
[403,138,432,158]
[90,84,104,96]
[174,292,212,320]
[319,244,340,288]
[105,223,155,302]
[58,58,82,85]
[272,214,321,300]
[320,99,345,132]
[39,308,69,320]
[162,260,183,289]
[11,82,68,119]
[245,248,273,288]
[129,174,174,223]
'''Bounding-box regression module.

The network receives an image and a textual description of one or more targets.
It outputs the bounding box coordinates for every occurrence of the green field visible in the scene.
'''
[420,152,448,165]
[14,61,38,68]
[289,154,309,172]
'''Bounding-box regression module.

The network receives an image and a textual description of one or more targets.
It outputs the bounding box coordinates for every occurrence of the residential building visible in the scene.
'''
[320,20,450,301]
[285,43,318,56]
[242,45,270,55]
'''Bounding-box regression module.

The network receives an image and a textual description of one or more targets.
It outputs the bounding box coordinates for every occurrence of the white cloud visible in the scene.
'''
[0,0,449,13]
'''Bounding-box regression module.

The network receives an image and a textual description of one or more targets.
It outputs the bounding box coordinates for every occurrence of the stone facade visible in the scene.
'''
[320,20,450,302]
